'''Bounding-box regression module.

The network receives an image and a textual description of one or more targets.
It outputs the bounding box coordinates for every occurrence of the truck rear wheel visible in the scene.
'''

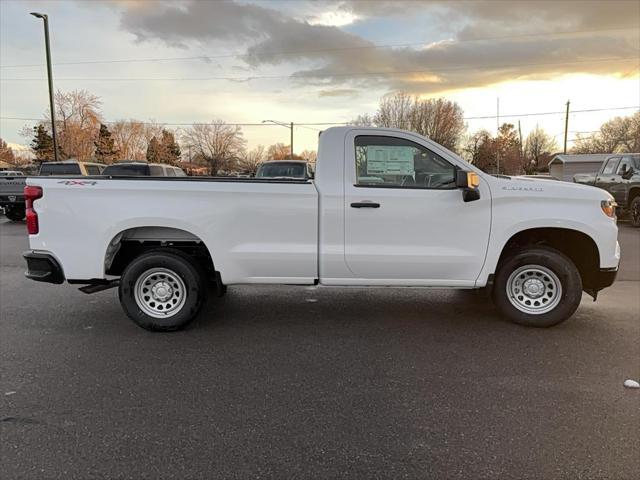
[492,247,582,327]
[118,249,207,331]
[5,205,25,221]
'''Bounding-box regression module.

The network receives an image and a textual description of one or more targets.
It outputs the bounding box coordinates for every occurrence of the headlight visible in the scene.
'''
[601,199,617,219]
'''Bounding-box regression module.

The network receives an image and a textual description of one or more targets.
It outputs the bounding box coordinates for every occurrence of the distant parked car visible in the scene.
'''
[102,162,186,177]
[0,170,24,177]
[39,160,106,176]
[256,160,314,180]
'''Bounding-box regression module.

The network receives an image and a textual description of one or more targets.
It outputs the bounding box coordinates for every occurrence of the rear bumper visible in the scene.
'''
[23,251,65,284]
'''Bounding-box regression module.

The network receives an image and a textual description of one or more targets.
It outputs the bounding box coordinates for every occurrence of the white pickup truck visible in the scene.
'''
[23,127,619,331]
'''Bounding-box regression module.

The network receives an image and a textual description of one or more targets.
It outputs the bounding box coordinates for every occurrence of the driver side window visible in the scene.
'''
[354,135,456,189]
[616,158,631,175]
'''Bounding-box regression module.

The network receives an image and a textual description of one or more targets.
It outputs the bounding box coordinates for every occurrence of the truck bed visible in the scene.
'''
[27,176,319,284]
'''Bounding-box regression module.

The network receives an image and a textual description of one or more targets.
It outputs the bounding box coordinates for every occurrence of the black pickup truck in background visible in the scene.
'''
[0,170,26,220]
[574,153,640,227]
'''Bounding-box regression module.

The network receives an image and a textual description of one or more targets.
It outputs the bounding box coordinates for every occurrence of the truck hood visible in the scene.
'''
[489,175,613,201]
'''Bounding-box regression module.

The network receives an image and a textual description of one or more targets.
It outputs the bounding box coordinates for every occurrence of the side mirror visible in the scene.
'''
[622,167,634,180]
[456,169,481,202]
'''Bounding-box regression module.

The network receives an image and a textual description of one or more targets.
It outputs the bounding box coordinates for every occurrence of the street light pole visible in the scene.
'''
[262,120,294,159]
[31,12,59,162]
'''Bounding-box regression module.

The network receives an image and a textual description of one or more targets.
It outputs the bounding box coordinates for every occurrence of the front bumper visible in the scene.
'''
[593,267,618,291]
[23,251,65,284]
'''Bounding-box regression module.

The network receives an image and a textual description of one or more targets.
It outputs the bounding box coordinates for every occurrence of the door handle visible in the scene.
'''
[351,202,380,208]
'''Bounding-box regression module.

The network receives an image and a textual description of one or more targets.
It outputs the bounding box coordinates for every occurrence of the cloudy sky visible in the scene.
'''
[1,0,639,152]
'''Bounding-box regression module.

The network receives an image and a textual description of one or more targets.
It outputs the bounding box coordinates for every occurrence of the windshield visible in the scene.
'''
[103,164,150,176]
[39,163,82,176]
[256,162,307,178]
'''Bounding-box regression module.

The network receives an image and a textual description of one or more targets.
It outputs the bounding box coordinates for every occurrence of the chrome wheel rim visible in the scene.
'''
[134,267,187,318]
[506,265,562,315]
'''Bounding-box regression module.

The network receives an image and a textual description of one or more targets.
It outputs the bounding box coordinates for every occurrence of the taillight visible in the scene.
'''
[24,185,43,235]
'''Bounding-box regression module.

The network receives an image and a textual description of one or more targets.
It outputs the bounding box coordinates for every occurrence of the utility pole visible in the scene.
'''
[31,12,59,162]
[262,120,294,159]
[518,120,523,164]
[563,100,570,154]
[496,97,500,174]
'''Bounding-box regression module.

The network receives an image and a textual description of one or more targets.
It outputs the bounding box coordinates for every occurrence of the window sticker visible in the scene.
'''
[366,146,414,175]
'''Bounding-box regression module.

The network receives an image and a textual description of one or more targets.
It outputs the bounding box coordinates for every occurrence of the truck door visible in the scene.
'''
[343,131,491,285]
[610,156,633,205]
[595,157,620,191]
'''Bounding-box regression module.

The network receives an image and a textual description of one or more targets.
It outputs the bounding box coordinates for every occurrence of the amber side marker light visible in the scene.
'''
[601,199,617,219]
[467,172,480,188]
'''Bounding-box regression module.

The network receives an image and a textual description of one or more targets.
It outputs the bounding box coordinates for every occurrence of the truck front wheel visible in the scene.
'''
[630,196,640,227]
[492,247,582,327]
[119,250,207,331]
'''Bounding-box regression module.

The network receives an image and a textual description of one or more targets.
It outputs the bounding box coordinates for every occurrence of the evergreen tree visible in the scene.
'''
[146,136,161,163]
[94,123,118,163]
[31,125,55,161]
[160,129,181,164]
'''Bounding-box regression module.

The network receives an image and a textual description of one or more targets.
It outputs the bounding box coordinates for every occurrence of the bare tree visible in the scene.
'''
[374,92,413,131]
[0,138,17,165]
[109,120,170,161]
[110,120,148,161]
[238,145,266,175]
[463,129,496,172]
[349,114,374,127]
[181,121,246,175]
[496,123,522,175]
[299,149,318,167]
[409,97,465,152]
[572,111,640,154]
[267,143,302,160]
[524,126,557,173]
[47,89,103,160]
[361,93,465,152]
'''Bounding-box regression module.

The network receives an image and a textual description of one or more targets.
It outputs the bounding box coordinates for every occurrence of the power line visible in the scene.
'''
[2,57,637,82]
[1,106,637,126]
[1,26,637,69]
[462,105,638,120]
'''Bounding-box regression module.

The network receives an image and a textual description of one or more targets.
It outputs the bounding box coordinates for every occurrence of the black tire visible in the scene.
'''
[630,196,640,228]
[118,249,207,331]
[492,247,582,327]
[5,205,25,221]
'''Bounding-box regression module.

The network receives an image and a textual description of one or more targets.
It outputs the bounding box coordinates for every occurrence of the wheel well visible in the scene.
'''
[105,227,216,281]
[628,187,640,208]
[497,228,600,291]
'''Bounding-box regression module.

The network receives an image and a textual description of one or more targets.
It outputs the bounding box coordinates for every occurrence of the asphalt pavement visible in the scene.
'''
[1,218,638,479]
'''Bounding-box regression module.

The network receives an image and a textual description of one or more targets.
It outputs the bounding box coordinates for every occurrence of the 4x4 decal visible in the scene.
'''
[57,180,98,186]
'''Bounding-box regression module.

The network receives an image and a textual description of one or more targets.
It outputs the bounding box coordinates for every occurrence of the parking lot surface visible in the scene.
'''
[1,218,638,479]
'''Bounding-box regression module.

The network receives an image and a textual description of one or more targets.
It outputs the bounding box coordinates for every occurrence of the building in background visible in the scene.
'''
[548,154,610,182]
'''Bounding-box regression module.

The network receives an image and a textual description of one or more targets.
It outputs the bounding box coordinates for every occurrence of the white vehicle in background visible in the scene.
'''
[102,161,187,177]
[23,127,619,331]
[255,160,314,180]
